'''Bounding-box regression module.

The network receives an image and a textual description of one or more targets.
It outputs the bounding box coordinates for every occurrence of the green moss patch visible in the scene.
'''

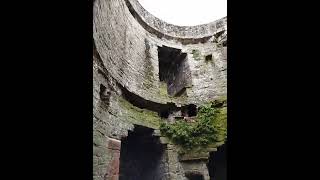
[192,49,202,61]
[160,97,227,152]
[118,97,161,129]
[159,82,168,97]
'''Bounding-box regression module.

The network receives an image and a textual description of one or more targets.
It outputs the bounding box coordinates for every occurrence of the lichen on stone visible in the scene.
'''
[118,97,161,129]
[142,39,155,89]
[157,82,189,105]
[192,49,201,61]
[159,82,168,97]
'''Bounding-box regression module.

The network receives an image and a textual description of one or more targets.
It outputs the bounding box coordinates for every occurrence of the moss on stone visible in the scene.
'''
[158,82,176,101]
[157,82,189,105]
[118,97,161,129]
[159,82,168,97]
[143,39,155,89]
[160,97,227,153]
[192,49,201,61]
[142,61,154,89]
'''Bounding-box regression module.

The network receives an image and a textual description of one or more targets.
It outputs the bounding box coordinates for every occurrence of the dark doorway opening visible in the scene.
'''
[186,173,204,180]
[158,46,190,96]
[207,144,226,180]
[119,125,168,180]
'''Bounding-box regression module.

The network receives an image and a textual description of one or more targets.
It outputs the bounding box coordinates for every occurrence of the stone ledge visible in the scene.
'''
[179,152,210,161]
[159,137,170,144]
[206,147,217,152]
[152,129,161,136]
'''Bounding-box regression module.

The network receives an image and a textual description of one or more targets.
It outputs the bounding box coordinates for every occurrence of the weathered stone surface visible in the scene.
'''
[93,0,227,107]
[153,129,161,134]
[159,137,170,144]
[179,152,210,161]
[181,161,211,180]
[108,138,121,151]
[126,0,226,40]
[106,151,120,176]
[93,0,227,179]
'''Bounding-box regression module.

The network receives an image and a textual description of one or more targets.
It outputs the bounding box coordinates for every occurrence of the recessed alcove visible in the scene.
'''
[119,125,168,180]
[158,46,191,96]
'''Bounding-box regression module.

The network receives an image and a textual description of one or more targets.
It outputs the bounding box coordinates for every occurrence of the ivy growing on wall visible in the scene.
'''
[160,97,227,152]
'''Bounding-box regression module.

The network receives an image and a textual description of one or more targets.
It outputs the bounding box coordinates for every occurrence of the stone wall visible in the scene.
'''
[93,0,227,179]
[126,0,226,40]
[93,0,226,106]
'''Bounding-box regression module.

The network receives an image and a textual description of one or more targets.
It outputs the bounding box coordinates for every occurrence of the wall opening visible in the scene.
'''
[182,104,197,117]
[207,144,226,180]
[160,110,170,118]
[100,84,111,107]
[119,125,168,180]
[158,46,190,96]
[205,54,212,61]
[186,172,204,180]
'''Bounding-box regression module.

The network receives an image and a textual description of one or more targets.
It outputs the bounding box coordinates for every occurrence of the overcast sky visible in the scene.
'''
[138,0,227,26]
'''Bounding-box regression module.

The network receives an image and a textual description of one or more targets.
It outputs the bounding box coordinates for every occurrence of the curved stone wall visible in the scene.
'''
[93,0,227,179]
[93,0,227,106]
[127,0,227,39]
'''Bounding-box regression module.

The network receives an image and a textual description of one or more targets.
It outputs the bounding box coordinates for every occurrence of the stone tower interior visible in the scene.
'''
[93,0,227,179]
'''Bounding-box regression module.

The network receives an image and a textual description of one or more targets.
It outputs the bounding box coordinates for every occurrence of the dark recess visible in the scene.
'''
[207,144,226,180]
[119,125,167,180]
[100,84,111,107]
[205,54,213,61]
[185,173,204,180]
[182,104,197,117]
[158,46,190,96]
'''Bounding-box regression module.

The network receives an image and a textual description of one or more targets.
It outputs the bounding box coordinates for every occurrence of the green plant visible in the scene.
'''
[160,98,227,152]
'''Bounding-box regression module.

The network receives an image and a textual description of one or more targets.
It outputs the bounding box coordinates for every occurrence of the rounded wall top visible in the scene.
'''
[126,0,227,41]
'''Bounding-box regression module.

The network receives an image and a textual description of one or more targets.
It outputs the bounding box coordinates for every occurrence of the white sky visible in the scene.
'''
[138,0,227,26]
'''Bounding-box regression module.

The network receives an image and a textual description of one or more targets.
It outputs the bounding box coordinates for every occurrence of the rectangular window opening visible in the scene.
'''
[158,46,190,96]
